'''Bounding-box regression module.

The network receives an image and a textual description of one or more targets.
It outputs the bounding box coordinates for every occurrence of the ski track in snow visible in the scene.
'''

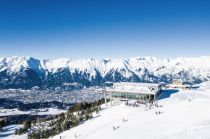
[51,82,210,139]
[3,81,210,139]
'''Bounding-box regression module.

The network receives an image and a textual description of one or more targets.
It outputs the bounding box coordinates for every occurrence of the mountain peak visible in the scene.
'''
[0,56,210,89]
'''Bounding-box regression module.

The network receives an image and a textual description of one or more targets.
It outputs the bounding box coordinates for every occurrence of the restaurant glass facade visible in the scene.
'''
[111,92,154,101]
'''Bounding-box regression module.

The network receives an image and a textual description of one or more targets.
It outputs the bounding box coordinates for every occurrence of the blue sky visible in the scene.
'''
[0,0,210,59]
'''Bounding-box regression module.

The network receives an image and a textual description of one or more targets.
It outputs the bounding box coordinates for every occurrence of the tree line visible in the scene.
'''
[15,98,107,139]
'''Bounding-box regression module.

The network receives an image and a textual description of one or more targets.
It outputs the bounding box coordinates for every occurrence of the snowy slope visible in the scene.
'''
[0,125,27,139]
[50,82,210,139]
[3,82,210,139]
[0,108,66,117]
[0,56,210,89]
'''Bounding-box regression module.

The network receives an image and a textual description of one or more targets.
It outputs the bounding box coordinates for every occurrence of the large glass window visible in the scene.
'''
[111,92,154,101]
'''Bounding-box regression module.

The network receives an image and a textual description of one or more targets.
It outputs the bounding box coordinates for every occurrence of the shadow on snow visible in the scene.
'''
[157,89,179,100]
[0,125,20,138]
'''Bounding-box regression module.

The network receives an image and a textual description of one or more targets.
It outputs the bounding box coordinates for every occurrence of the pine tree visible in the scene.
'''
[0,120,6,131]
[23,120,31,130]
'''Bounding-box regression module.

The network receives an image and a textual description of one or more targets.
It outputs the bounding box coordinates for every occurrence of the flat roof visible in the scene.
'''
[106,82,161,95]
[113,82,161,87]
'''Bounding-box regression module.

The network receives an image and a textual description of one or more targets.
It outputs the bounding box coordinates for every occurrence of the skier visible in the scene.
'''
[123,118,127,122]
[149,104,152,109]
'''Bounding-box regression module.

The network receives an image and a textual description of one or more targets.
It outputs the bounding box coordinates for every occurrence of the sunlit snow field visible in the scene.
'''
[52,82,210,139]
[2,81,210,139]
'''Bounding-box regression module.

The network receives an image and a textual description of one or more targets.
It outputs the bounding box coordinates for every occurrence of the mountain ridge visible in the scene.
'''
[0,56,210,89]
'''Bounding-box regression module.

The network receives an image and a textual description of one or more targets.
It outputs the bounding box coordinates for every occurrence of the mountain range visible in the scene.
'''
[0,56,210,89]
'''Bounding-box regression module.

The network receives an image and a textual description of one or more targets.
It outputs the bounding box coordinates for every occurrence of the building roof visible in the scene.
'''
[106,82,161,95]
[113,82,160,87]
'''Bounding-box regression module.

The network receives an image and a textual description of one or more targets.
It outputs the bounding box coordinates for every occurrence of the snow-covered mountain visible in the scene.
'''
[0,56,210,89]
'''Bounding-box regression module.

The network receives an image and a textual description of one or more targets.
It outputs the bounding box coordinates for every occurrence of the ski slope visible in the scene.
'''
[51,82,210,139]
[3,82,210,139]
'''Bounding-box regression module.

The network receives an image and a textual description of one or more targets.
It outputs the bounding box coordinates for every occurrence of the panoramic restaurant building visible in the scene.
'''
[106,82,162,105]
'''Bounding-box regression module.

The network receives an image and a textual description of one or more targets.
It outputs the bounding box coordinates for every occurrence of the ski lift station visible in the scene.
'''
[106,82,162,104]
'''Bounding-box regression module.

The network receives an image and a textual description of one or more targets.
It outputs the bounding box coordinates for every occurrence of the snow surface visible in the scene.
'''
[107,82,160,95]
[1,56,210,82]
[0,108,66,117]
[3,81,210,139]
[0,125,27,139]
[50,82,210,139]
